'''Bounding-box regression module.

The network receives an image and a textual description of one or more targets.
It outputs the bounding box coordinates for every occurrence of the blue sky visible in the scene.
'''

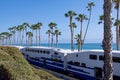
[0,0,116,43]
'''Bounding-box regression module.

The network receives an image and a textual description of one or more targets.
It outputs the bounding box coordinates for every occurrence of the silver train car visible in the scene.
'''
[20,47,120,80]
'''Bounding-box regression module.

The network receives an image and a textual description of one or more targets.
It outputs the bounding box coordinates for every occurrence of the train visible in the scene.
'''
[19,46,120,80]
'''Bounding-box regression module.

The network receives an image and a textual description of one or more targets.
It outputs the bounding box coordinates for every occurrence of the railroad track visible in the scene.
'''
[32,65,80,80]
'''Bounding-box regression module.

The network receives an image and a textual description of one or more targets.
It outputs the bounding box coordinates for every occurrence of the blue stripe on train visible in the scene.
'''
[67,65,90,74]
[28,58,64,67]
[27,58,95,80]
[41,57,64,63]
[47,61,64,67]
[67,66,95,80]
[27,58,64,71]
[68,70,95,80]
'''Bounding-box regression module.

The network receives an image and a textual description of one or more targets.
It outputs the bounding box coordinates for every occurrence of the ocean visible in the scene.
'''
[23,43,117,50]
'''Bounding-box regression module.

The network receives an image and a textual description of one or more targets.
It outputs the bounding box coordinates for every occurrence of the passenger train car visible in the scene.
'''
[66,50,120,80]
[20,46,67,72]
[20,47,120,80]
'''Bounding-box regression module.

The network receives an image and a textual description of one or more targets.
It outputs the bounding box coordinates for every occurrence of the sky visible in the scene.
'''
[0,0,117,43]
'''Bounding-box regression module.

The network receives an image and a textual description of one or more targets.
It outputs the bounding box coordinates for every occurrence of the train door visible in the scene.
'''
[94,67,102,80]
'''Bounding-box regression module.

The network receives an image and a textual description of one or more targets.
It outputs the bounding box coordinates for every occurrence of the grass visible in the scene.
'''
[0,46,59,80]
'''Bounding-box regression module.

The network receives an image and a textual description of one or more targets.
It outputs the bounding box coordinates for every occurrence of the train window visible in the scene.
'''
[38,50,40,53]
[26,49,28,51]
[32,49,35,52]
[89,55,97,60]
[37,50,39,53]
[74,62,80,66]
[47,51,50,54]
[81,63,86,67]
[67,61,73,65]
[43,51,46,53]
[35,57,40,61]
[113,57,120,63]
[76,54,78,57]
[29,57,32,59]
[54,52,58,55]
[32,49,34,52]
[31,50,33,52]
[39,50,42,53]
[35,50,38,52]
[99,56,104,61]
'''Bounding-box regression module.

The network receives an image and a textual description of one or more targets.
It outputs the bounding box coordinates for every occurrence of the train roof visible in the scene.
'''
[14,46,120,54]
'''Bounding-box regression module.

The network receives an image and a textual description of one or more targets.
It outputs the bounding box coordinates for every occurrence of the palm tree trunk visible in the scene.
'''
[1,39,3,45]
[80,21,83,50]
[116,25,119,50]
[30,37,32,46]
[48,34,50,47]
[83,8,92,44]
[22,30,24,46]
[29,36,31,45]
[6,38,7,45]
[17,33,18,45]
[27,36,29,46]
[14,33,16,45]
[51,29,54,47]
[26,29,27,45]
[103,0,113,80]
[6,38,8,45]
[116,4,120,50]
[71,27,74,51]
[36,30,38,46]
[70,17,74,51]
[10,36,12,45]
[78,40,80,52]
[9,37,10,45]
[39,29,40,46]
[17,32,19,45]
[20,31,22,46]
[56,35,58,48]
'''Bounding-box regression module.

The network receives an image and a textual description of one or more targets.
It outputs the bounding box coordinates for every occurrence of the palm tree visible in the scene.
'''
[83,2,95,44]
[26,32,33,46]
[75,34,81,51]
[8,27,13,33]
[0,33,4,45]
[114,20,120,27]
[70,22,77,50]
[54,30,61,48]
[36,22,42,46]
[30,24,38,46]
[1,32,9,45]
[76,14,87,50]
[46,30,51,47]
[114,20,120,48]
[8,27,13,44]
[17,25,23,46]
[70,22,77,38]
[113,0,120,50]
[22,23,30,45]
[11,26,17,45]
[98,15,104,24]
[98,15,114,24]
[48,22,57,47]
[103,0,113,80]
[65,10,77,51]
[8,33,12,45]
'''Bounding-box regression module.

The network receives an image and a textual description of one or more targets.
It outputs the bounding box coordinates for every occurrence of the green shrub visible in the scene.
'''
[0,46,59,80]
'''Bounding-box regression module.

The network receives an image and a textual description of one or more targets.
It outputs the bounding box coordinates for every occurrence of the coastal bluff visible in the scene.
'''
[0,46,59,80]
